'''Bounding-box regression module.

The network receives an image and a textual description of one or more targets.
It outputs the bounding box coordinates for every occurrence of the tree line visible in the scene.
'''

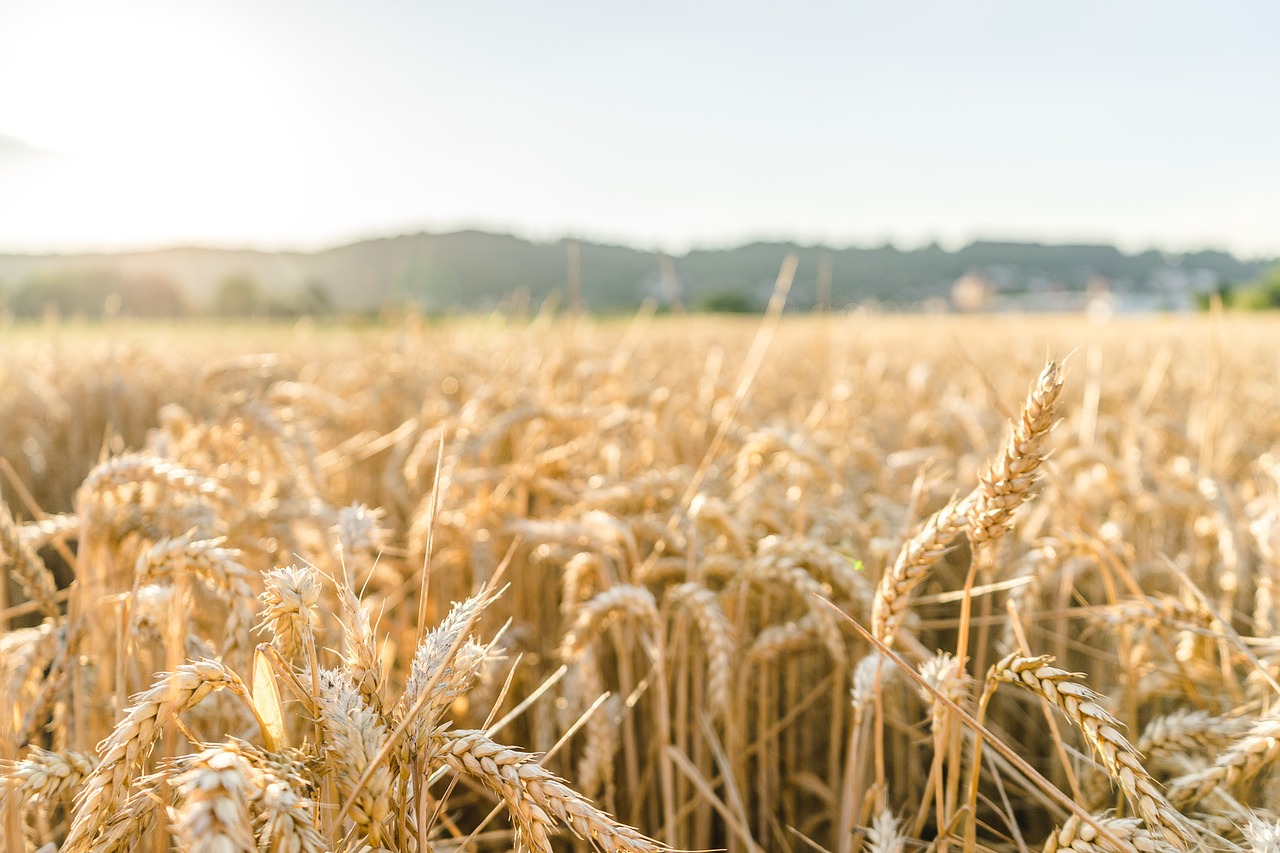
[0,269,334,319]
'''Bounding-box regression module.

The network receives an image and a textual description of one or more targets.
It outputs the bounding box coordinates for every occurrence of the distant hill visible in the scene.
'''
[0,230,1273,315]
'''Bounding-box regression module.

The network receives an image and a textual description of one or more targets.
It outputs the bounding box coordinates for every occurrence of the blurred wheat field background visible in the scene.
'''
[3,309,1280,852]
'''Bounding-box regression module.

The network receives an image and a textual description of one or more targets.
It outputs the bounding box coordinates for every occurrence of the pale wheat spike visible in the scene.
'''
[967,360,1063,545]
[570,650,616,801]
[917,652,971,728]
[1165,716,1280,812]
[231,740,327,853]
[1098,596,1216,634]
[560,584,659,663]
[17,511,80,553]
[259,565,321,662]
[0,621,57,702]
[88,777,162,853]
[560,551,605,617]
[664,582,735,718]
[850,652,889,716]
[752,535,873,615]
[334,502,389,557]
[871,497,968,648]
[135,532,257,658]
[991,653,1193,849]
[397,588,498,758]
[316,668,394,846]
[863,808,908,853]
[746,614,823,664]
[1042,814,1172,853]
[62,659,247,853]
[169,745,258,853]
[337,579,386,715]
[77,452,225,503]
[267,378,353,421]
[258,776,327,853]
[434,728,664,853]
[1244,817,1280,853]
[1,747,97,803]
[741,544,846,662]
[1137,710,1253,769]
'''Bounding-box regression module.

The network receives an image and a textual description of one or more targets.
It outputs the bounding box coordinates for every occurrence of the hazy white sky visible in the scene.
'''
[1,1,1277,256]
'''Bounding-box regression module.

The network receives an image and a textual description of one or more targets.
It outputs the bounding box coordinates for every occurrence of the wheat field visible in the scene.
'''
[2,308,1280,853]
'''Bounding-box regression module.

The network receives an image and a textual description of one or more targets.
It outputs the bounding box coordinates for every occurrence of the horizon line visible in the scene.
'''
[1,226,1276,263]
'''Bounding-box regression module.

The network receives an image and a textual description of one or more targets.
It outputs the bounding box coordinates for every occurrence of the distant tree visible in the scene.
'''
[120,273,188,317]
[213,273,262,317]
[1229,266,1280,310]
[696,290,757,313]
[1195,281,1235,311]
[295,279,335,316]
[4,268,184,319]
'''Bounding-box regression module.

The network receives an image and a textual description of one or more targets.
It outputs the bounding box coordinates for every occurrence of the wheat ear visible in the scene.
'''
[62,659,247,853]
[169,744,258,853]
[991,653,1192,849]
[871,497,968,648]
[434,728,664,853]
[336,578,385,715]
[1042,814,1169,853]
[864,808,909,853]
[1,746,97,802]
[968,361,1063,545]
[397,588,496,761]
[560,585,659,663]
[664,582,735,719]
[258,566,321,662]
[1245,817,1280,853]
[0,500,61,618]
[316,668,394,846]
[1165,716,1280,811]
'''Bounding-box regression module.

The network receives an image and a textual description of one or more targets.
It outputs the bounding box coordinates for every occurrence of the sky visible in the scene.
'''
[1,1,1277,257]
